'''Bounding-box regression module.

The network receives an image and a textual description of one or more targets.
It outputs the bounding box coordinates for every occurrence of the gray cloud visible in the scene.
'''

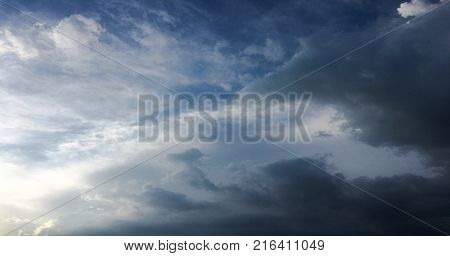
[246,6,450,168]
[140,187,212,212]
[168,148,204,163]
[71,149,450,235]
[169,148,219,191]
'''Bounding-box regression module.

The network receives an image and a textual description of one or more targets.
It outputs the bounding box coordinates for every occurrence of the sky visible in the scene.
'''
[0,0,449,235]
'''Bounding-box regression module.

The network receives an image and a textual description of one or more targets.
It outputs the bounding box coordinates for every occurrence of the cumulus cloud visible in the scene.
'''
[52,14,104,50]
[32,219,56,236]
[397,0,444,18]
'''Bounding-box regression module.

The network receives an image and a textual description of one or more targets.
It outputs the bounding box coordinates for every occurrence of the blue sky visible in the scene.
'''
[1,0,450,235]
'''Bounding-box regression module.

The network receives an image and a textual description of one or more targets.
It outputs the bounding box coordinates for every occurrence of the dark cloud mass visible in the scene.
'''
[248,6,450,168]
[75,152,450,235]
[209,6,450,233]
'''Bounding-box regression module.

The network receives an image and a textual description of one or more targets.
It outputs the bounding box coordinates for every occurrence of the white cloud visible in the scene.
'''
[32,219,55,236]
[0,11,287,235]
[4,217,30,224]
[397,0,445,18]
[52,14,104,50]
[0,30,39,60]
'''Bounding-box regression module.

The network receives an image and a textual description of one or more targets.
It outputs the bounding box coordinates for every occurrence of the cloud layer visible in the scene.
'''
[1,0,450,236]
[67,149,450,235]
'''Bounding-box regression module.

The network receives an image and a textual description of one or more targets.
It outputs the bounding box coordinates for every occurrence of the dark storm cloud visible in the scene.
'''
[76,150,450,235]
[254,158,450,235]
[140,187,211,212]
[247,5,450,168]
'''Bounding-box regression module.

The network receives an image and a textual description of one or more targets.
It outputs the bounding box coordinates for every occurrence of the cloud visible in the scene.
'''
[0,6,261,233]
[0,30,39,60]
[245,7,450,168]
[4,217,30,225]
[52,14,104,50]
[140,187,211,212]
[0,5,271,231]
[243,38,285,62]
[397,0,444,18]
[71,154,450,235]
[32,219,56,236]
[168,148,204,163]
[169,148,218,191]
[2,0,450,236]
[314,130,333,138]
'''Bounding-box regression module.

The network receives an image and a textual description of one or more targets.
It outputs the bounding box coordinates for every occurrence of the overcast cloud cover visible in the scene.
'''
[0,0,449,235]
